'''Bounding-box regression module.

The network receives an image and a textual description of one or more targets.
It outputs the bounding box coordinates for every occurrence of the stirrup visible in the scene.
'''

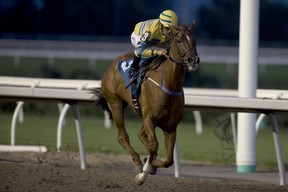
[132,98,142,116]
[130,68,137,80]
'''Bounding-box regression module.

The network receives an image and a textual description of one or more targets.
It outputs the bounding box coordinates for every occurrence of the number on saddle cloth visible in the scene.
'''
[117,56,158,94]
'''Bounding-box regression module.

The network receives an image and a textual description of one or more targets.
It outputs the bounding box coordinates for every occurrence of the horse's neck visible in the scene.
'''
[161,58,185,92]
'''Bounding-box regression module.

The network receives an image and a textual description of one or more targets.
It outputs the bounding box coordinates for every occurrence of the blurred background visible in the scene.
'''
[0,0,288,88]
[0,0,288,44]
[0,0,287,166]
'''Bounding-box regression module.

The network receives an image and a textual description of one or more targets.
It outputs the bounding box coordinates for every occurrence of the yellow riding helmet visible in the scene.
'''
[159,10,178,27]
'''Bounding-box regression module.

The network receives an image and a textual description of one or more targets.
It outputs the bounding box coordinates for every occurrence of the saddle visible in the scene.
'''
[117,55,162,116]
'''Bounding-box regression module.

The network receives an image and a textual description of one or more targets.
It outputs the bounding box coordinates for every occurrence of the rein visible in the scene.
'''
[166,54,184,65]
[165,49,191,66]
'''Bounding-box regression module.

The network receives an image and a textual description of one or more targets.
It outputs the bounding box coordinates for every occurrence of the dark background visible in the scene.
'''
[0,0,288,46]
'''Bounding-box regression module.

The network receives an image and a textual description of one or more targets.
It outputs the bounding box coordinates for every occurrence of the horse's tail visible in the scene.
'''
[90,88,113,120]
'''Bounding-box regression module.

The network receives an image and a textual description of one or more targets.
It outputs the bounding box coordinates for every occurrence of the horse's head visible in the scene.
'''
[165,21,200,72]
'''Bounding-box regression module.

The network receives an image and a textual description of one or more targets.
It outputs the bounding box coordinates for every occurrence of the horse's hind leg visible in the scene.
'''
[109,103,143,169]
[137,126,150,151]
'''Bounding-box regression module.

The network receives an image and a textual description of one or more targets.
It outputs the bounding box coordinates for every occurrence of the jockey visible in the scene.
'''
[130,10,178,80]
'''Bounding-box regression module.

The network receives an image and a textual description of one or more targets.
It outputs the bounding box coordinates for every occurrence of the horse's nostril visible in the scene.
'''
[188,58,194,64]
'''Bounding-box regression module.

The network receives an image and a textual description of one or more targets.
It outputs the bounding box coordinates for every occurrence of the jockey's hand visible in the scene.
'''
[155,49,167,56]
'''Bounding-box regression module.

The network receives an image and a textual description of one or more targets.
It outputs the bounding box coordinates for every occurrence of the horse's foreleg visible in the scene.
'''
[142,118,159,164]
[137,126,158,175]
[152,129,176,168]
[138,118,159,175]
[137,126,158,157]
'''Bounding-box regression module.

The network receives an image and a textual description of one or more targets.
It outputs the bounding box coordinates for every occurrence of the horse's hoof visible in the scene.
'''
[150,167,157,175]
[134,165,143,174]
[135,172,147,185]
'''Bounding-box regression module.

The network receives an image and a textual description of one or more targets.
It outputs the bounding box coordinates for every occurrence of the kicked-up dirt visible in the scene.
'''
[0,151,287,192]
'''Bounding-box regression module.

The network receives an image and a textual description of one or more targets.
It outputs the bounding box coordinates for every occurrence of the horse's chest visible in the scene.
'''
[153,102,184,128]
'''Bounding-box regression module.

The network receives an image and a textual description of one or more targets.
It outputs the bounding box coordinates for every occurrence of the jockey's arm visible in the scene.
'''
[134,42,167,58]
[134,32,166,58]
[134,40,153,58]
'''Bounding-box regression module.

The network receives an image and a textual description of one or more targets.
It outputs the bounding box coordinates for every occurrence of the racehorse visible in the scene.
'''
[93,21,200,185]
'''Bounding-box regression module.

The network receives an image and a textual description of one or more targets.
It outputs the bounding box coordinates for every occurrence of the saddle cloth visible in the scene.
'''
[117,56,157,96]
[117,58,140,95]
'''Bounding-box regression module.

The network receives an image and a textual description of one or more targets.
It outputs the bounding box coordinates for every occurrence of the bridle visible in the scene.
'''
[166,30,199,68]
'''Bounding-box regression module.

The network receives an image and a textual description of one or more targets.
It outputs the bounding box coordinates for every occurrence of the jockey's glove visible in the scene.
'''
[155,49,167,56]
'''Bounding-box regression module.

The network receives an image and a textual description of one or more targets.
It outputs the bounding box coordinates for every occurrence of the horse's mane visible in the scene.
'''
[142,55,166,72]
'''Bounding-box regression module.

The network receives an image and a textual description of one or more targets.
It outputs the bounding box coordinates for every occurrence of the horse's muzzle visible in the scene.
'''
[186,56,200,72]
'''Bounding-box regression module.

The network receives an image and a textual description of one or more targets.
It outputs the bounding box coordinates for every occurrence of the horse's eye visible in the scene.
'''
[177,39,182,43]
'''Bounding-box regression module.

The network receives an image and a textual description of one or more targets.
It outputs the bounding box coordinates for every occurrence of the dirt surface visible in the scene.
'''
[0,151,287,192]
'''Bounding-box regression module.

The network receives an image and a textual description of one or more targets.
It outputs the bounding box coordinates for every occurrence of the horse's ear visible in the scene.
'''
[188,20,197,31]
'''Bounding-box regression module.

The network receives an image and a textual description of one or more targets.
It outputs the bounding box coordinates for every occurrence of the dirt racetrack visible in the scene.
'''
[0,151,287,192]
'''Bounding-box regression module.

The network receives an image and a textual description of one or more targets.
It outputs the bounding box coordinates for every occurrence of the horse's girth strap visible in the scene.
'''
[146,77,183,97]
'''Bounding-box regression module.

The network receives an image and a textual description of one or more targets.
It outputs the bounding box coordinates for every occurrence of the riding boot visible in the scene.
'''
[130,54,141,80]
[130,54,141,98]
[130,55,142,116]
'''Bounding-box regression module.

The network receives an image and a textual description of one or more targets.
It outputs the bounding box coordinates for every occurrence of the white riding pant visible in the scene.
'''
[130,32,141,49]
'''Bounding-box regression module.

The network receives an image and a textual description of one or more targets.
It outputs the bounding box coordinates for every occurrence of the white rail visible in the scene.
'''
[0,77,101,170]
[0,76,286,185]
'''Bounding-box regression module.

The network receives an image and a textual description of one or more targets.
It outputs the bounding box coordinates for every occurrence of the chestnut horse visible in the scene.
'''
[93,21,199,185]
